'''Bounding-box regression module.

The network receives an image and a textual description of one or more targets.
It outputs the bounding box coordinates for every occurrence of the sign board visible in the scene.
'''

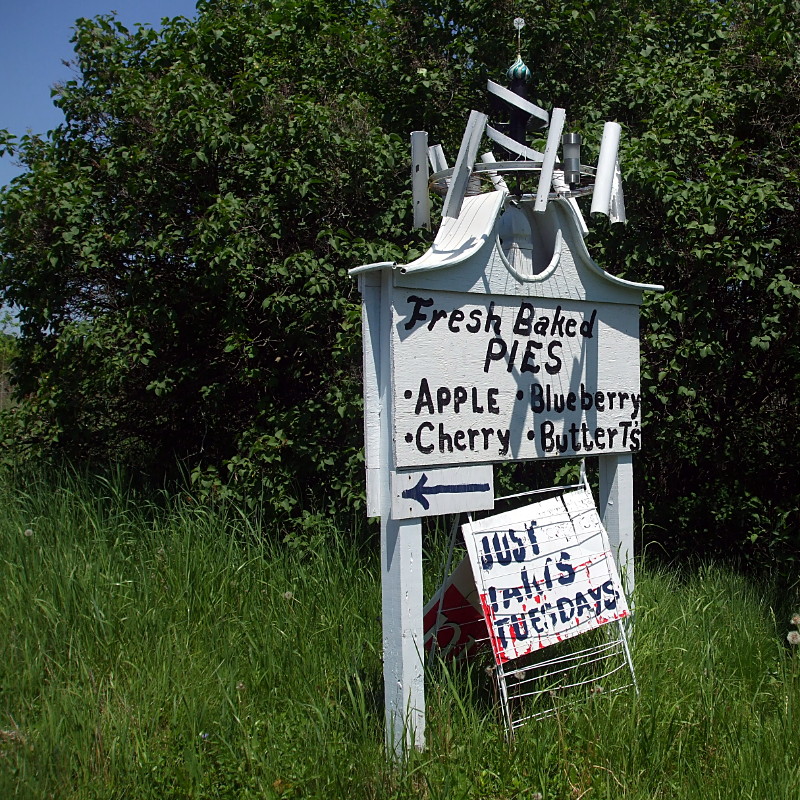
[351,91,662,752]
[392,289,642,469]
[462,486,629,664]
[391,465,494,519]
[423,555,488,660]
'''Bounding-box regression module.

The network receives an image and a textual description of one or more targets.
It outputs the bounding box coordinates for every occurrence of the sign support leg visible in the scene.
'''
[599,453,634,595]
[376,265,424,758]
[381,514,425,757]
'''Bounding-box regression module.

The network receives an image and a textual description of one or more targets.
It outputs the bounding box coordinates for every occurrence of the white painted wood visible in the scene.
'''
[553,169,589,239]
[442,110,487,220]
[552,169,589,237]
[590,122,621,217]
[401,191,506,274]
[599,453,634,595]
[534,108,566,213]
[391,287,643,468]
[359,271,384,517]
[411,131,431,231]
[351,95,659,766]
[391,465,494,519]
[485,125,544,161]
[496,204,539,275]
[609,159,627,224]
[381,514,425,756]
[350,260,395,277]
[480,152,510,193]
[385,196,663,303]
[486,79,550,126]
[378,268,425,757]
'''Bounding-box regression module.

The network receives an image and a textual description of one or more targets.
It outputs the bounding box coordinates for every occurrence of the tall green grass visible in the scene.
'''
[1,471,798,799]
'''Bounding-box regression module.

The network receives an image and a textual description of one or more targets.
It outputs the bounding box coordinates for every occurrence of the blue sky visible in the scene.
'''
[0,0,200,188]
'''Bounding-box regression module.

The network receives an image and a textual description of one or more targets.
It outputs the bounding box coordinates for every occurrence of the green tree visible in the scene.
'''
[589,1,800,564]
[0,0,428,520]
[1,0,798,562]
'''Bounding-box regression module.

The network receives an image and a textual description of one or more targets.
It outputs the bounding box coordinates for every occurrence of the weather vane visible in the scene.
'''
[513,16,525,54]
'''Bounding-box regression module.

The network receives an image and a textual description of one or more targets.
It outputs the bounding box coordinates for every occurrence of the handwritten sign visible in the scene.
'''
[392,289,641,469]
[391,465,494,519]
[462,487,629,664]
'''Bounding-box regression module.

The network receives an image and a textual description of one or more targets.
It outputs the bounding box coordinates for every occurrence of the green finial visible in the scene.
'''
[508,18,530,82]
[507,53,531,82]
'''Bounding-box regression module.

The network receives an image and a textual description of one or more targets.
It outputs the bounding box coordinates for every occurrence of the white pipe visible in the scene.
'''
[591,122,621,217]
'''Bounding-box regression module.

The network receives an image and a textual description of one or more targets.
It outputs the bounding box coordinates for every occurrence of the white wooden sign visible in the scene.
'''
[462,487,629,664]
[392,289,641,469]
[350,75,663,754]
[391,465,494,519]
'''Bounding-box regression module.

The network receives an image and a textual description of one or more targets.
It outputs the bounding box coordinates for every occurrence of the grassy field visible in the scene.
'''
[1,471,798,799]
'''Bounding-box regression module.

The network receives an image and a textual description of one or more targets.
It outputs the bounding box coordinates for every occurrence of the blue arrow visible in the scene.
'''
[401,473,491,511]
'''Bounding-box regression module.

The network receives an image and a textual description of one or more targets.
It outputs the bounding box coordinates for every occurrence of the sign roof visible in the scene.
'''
[353,193,663,305]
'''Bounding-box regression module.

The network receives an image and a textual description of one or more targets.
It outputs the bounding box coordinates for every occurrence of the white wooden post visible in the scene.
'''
[380,515,425,756]
[442,110,487,220]
[598,453,634,596]
[360,272,383,517]
[378,268,425,757]
[534,107,566,213]
[411,131,431,231]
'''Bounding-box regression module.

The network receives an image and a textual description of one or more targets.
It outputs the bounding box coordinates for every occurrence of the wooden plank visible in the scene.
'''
[462,488,630,664]
[552,169,589,237]
[401,192,505,273]
[599,453,634,596]
[442,110,487,220]
[534,107,566,213]
[590,122,621,217]
[381,514,425,756]
[411,131,431,231]
[485,125,544,161]
[379,268,425,757]
[391,465,494,519]
[486,79,549,126]
[360,271,384,517]
[391,286,643,468]
[609,158,627,224]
